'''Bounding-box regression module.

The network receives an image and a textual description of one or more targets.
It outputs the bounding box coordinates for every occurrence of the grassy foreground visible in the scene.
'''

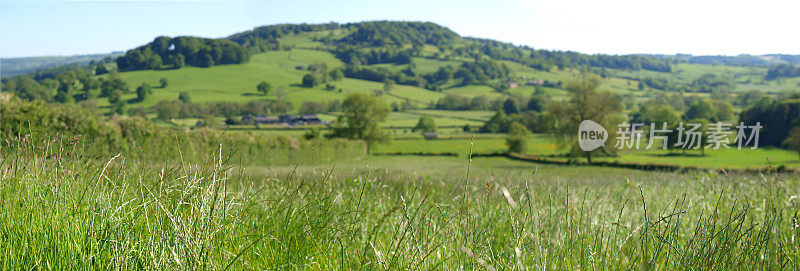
[1,134,799,270]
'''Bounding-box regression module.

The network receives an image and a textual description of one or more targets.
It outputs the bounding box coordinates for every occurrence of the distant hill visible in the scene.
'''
[1,52,122,78]
[226,21,459,52]
[337,21,459,47]
[168,21,674,74]
[7,22,800,81]
[687,54,800,67]
[637,53,800,67]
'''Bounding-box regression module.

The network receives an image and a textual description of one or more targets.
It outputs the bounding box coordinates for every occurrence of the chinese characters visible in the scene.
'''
[614,122,761,150]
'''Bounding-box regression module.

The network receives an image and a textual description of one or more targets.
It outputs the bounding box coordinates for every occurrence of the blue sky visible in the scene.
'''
[1,0,799,58]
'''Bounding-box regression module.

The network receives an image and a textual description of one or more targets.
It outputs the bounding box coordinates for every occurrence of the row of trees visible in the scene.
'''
[460,38,674,72]
[340,65,421,87]
[479,110,555,134]
[151,98,294,120]
[298,100,344,114]
[632,98,734,125]
[332,46,413,65]
[335,58,510,91]
[436,88,549,114]
[337,21,459,47]
[638,74,736,93]
[765,64,800,80]
[739,95,800,147]
[117,36,250,70]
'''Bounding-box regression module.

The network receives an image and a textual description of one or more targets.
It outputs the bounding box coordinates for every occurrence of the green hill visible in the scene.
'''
[112,49,445,111]
[5,20,800,120]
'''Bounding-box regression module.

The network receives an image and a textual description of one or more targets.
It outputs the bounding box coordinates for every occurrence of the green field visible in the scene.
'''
[373,135,561,156]
[598,147,800,169]
[383,111,486,128]
[110,50,445,112]
[372,134,800,169]
[3,130,798,269]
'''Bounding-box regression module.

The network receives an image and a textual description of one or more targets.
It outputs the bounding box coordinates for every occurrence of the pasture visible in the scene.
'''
[2,131,798,269]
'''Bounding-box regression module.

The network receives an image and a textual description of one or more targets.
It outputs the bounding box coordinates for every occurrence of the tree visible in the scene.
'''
[736,90,767,107]
[684,99,717,122]
[53,91,74,103]
[95,63,109,75]
[712,100,734,122]
[299,101,327,114]
[413,116,437,132]
[383,79,395,93]
[463,124,474,132]
[100,76,129,96]
[257,81,273,95]
[174,53,185,68]
[638,104,680,125]
[329,69,344,81]
[784,127,800,160]
[548,71,622,163]
[108,89,123,104]
[740,99,799,147]
[302,73,319,87]
[8,76,50,101]
[329,92,390,152]
[80,77,99,92]
[304,127,322,139]
[480,111,510,133]
[179,92,192,104]
[159,78,169,88]
[503,98,520,115]
[527,95,546,112]
[154,100,180,120]
[457,68,476,85]
[113,100,126,115]
[506,121,530,153]
[136,83,152,102]
[197,53,214,67]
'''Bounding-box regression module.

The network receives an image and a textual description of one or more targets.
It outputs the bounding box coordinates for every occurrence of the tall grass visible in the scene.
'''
[1,131,798,270]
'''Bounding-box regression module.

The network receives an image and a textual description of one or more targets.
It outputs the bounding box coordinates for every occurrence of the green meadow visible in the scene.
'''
[112,50,445,112]
[2,127,798,269]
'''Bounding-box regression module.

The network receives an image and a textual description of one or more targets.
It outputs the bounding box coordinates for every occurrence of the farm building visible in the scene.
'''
[300,114,322,125]
[242,114,323,126]
[241,115,280,124]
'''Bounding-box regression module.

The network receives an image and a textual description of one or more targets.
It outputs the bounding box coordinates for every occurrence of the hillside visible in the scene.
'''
[4,21,800,126]
[687,54,800,66]
[112,49,446,111]
[0,52,121,78]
